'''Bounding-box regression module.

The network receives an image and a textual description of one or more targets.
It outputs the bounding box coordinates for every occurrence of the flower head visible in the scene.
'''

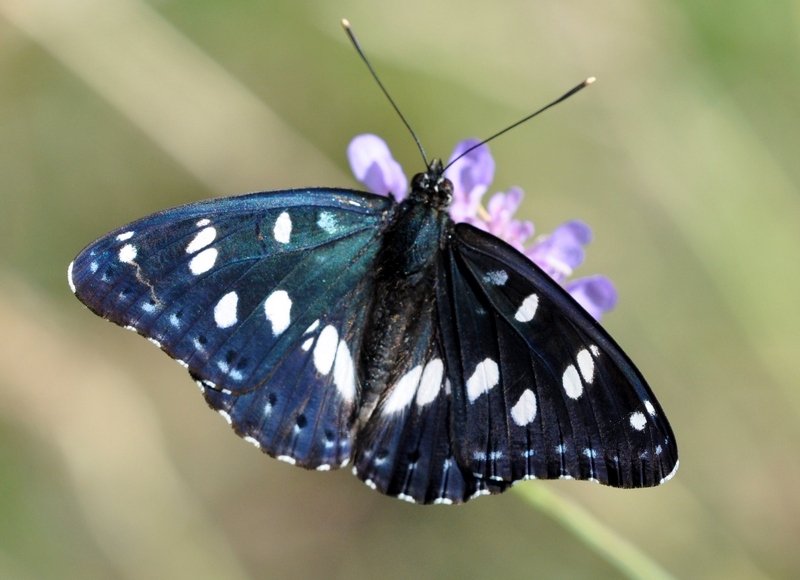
[444,139,495,222]
[347,134,617,320]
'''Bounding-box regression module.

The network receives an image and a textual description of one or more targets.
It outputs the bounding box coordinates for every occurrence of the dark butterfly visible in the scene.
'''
[68,22,677,503]
[68,151,678,504]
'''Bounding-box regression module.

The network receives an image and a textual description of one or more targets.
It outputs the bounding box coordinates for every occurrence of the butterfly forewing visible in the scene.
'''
[70,188,393,468]
[449,223,678,487]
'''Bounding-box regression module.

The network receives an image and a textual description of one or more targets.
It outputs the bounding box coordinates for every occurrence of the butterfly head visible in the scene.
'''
[410,159,453,210]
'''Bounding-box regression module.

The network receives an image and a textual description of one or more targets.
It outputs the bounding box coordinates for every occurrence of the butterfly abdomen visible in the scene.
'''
[357,200,450,421]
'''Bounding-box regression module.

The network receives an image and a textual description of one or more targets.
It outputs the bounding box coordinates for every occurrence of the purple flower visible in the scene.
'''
[526,220,592,284]
[346,134,617,320]
[347,134,408,201]
[478,187,535,253]
[564,276,618,321]
[444,139,495,222]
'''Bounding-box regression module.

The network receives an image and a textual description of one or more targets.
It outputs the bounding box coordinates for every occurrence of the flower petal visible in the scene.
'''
[564,275,618,321]
[445,138,495,222]
[480,188,534,251]
[347,134,408,200]
[526,220,593,283]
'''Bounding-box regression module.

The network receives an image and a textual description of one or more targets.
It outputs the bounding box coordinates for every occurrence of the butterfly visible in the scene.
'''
[68,147,678,504]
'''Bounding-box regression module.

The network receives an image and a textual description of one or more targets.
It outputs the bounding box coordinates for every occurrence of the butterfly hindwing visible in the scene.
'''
[352,295,508,504]
[201,286,370,469]
[70,188,393,468]
[444,223,678,488]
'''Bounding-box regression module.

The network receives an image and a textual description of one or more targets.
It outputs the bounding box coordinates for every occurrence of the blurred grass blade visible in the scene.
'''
[0,0,345,195]
[514,485,676,580]
[0,274,252,580]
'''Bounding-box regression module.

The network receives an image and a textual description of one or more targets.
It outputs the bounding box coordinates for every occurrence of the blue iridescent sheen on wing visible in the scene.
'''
[71,188,392,468]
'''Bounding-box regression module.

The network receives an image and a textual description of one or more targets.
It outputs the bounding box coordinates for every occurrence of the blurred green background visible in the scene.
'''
[1,0,799,578]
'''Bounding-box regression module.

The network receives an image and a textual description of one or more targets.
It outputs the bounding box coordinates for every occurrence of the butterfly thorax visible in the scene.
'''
[356,184,453,425]
[408,159,453,210]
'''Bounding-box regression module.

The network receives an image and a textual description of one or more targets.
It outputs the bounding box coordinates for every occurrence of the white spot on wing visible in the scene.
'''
[169,313,180,327]
[304,320,320,334]
[562,365,583,399]
[333,340,356,401]
[644,400,656,416]
[264,290,292,335]
[483,270,508,285]
[119,244,137,263]
[218,410,232,425]
[316,464,331,471]
[364,479,377,490]
[630,411,647,431]
[590,344,600,357]
[214,291,238,328]
[510,389,538,426]
[189,248,217,274]
[116,231,135,241]
[277,455,297,465]
[67,261,76,293]
[466,359,500,402]
[383,365,423,414]
[301,337,314,351]
[273,211,292,243]
[313,325,338,375]
[147,337,162,348]
[244,436,261,448]
[577,349,594,383]
[317,211,338,233]
[514,294,539,322]
[433,497,453,505]
[397,493,415,503]
[186,226,216,254]
[196,218,210,227]
[416,359,444,407]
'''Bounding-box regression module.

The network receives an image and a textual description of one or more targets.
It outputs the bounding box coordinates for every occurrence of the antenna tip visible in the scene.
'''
[585,77,597,85]
[341,18,351,29]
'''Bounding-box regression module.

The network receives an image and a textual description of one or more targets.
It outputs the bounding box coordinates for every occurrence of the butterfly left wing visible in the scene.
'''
[69,188,393,469]
[437,223,678,491]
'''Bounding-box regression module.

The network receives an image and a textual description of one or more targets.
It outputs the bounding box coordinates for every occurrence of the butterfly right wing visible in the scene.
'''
[70,188,393,470]
[440,223,678,489]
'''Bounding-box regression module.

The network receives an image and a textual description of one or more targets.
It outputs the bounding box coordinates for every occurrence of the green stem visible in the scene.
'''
[513,484,676,580]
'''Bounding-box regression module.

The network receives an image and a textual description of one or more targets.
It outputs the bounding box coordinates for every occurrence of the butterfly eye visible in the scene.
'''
[437,177,454,206]
[411,171,429,193]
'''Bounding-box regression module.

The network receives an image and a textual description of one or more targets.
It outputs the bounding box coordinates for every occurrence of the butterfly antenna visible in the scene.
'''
[444,77,596,171]
[342,19,429,167]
